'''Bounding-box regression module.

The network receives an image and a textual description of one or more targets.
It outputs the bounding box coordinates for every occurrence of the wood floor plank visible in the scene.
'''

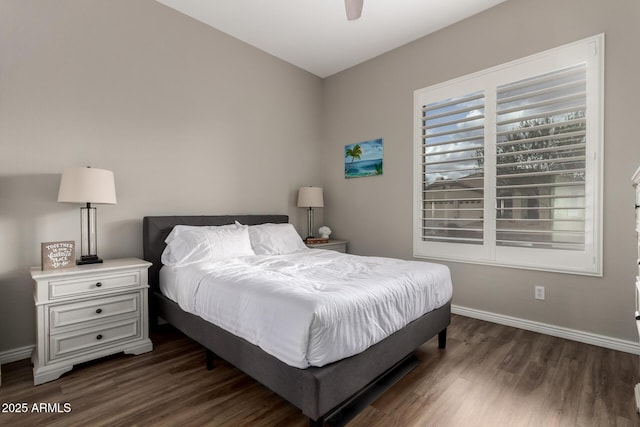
[0,315,637,426]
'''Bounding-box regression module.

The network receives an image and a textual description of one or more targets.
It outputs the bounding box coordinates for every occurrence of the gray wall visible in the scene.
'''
[322,0,640,342]
[2,0,639,354]
[0,0,323,351]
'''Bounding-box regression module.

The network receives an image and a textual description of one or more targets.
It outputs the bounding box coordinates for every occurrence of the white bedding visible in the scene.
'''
[160,249,452,369]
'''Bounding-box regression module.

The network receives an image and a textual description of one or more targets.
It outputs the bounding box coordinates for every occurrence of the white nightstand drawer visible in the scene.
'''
[49,292,140,331]
[49,318,140,362]
[49,271,141,299]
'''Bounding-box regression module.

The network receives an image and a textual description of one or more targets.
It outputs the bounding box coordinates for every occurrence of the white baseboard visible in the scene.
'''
[0,345,34,365]
[452,304,640,355]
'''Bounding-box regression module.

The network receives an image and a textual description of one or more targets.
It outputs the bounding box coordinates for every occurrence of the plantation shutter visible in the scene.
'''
[414,34,602,275]
[420,91,485,244]
[495,65,587,251]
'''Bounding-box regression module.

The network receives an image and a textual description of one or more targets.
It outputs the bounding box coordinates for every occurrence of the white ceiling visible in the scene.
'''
[155,0,508,78]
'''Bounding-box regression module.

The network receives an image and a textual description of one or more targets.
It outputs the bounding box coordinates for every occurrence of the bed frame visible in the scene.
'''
[143,215,450,426]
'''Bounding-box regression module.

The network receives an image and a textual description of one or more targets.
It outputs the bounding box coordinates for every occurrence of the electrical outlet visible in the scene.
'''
[535,286,545,300]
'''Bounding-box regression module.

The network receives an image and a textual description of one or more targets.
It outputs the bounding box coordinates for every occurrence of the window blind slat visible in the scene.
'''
[497,193,584,201]
[496,218,585,223]
[423,226,483,232]
[424,166,483,175]
[497,206,585,211]
[496,130,586,147]
[422,92,484,111]
[422,207,485,212]
[497,106,585,127]
[495,240,584,250]
[425,144,484,157]
[495,117,585,137]
[421,135,484,148]
[496,65,586,94]
[423,187,485,193]
[423,124,485,139]
[422,236,484,243]
[496,155,586,169]
[424,104,485,121]
[497,228,584,235]
[424,197,485,202]
[496,181,583,190]
[423,217,484,222]
[497,79,586,105]
[497,94,585,117]
[496,167,585,179]
[424,113,485,130]
[496,142,585,157]
[424,156,484,167]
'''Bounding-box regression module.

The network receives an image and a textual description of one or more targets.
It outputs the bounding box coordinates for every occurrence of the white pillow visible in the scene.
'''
[247,223,308,255]
[165,223,237,244]
[161,225,255,266]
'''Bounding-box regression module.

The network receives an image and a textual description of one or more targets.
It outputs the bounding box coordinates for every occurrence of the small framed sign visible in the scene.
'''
[41,241,75,270]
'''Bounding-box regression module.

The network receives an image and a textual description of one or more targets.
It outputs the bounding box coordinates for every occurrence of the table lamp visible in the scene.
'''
[297,186,324,241]
[58,166,117,265]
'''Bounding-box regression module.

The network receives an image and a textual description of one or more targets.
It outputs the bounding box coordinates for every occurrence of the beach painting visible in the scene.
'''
[345,138,383,178]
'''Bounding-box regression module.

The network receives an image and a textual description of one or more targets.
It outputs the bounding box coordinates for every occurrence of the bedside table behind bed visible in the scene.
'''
[305,239,348,253]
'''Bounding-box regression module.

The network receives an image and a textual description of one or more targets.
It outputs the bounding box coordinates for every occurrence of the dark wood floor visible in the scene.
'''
[0,315,637,426]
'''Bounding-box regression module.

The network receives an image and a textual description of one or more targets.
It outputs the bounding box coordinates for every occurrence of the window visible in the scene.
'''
[413,34,603,275]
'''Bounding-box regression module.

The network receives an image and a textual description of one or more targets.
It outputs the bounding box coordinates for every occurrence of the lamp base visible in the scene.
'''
[77,255,103,265]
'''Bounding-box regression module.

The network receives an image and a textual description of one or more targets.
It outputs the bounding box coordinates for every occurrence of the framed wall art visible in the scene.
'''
[345,138,383,178]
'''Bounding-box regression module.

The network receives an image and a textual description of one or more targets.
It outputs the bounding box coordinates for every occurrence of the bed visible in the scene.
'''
[143,215,451,426]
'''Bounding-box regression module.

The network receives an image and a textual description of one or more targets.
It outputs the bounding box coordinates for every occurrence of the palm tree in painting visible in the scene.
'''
[345,144,363,175]
[375,162,383,175]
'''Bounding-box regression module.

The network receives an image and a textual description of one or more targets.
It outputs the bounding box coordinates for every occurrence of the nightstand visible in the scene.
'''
[306,239,348,253]
[30,258,153,385]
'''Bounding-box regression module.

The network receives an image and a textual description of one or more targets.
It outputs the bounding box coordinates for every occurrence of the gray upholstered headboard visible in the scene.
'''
[142,215,289,292]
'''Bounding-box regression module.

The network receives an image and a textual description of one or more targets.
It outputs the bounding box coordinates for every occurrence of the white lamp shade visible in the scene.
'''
[345,0,363,20]
[58,167,117,204]
[297,186,324,208]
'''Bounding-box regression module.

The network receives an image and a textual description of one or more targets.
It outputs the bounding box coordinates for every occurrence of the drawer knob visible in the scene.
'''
[96,334,103,340]
[96,308,103,314]
[95,282,103,288]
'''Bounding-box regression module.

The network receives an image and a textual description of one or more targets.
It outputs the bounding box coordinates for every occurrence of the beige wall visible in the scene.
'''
[322,0,640,342]
[0,0,323,351]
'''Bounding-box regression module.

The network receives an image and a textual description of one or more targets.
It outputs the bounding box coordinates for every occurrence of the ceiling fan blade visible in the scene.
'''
[345,0,363,20]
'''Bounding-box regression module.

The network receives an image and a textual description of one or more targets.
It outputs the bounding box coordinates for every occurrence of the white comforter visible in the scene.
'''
[160,249,452,368]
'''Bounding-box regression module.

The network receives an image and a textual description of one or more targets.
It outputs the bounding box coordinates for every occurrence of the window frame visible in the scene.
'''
[413,34,604,276]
